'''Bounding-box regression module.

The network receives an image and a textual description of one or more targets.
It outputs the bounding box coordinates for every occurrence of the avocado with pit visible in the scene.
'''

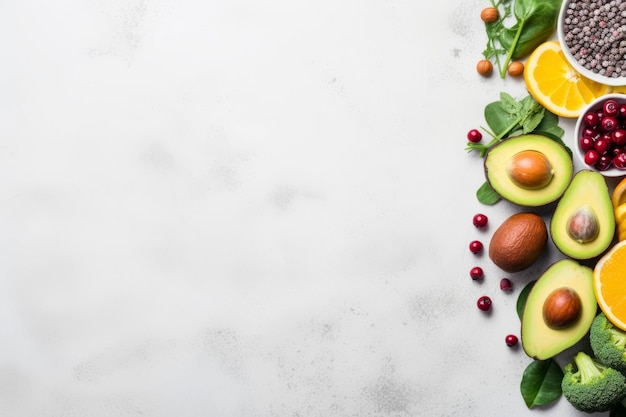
[550,170,615,260]
[521,258,597,360]
[484,134,573,206]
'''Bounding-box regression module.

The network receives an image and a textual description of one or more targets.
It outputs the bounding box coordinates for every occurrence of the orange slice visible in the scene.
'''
[611,86,626,94]
[618,220,626,241]
[615,203,626,226]
[524,41,611,118]
[613,177,626,208]
[594,240,626,330]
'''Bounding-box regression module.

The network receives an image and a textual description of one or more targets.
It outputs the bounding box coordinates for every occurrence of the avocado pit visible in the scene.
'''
[567,205,600,243]
[506,150,554,189]
[542,287,582,330]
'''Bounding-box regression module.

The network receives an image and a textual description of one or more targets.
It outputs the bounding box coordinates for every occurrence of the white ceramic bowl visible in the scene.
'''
[574,94,626,177]
[557,0,626,87]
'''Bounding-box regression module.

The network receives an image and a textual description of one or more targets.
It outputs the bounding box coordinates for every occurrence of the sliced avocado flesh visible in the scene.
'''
[484,134,573,207]
[550,170,615,260]
[521,259,597,360]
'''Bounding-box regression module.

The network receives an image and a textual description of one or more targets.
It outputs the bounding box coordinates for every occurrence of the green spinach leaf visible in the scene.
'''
[476,181,501,205]
[499,0,561,60]
[520,359,563,408]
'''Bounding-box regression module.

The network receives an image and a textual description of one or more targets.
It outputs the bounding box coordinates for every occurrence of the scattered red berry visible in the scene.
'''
[469,240,483,254]
[505,334,519,347]
[473,213,488,228]
[470,266,484,281]
[477,295,492,311]
[467,129,483,143]
[500,278,513,291]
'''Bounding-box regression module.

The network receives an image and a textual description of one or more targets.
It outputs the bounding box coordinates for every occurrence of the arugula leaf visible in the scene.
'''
[520,359,563,409]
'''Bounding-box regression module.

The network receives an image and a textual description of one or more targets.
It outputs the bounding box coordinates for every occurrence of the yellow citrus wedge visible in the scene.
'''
[616,204,626,227]
[611,86,626,94]
[613,177,626,208]
[595,240,626,330]
[524,41,611,118]
[619,223,626,241]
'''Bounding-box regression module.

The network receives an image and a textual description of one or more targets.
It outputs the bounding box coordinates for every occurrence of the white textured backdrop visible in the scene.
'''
[0,0,600,416]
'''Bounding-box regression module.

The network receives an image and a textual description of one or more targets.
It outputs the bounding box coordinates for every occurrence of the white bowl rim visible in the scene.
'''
[557,0,626,87]
[575,94,626,177]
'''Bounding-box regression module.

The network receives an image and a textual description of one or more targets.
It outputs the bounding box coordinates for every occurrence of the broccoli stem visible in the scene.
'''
[575,352,606,384]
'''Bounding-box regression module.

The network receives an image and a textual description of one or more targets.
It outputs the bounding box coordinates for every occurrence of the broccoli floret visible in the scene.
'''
[561,351,626,413]
[590,312,626,372]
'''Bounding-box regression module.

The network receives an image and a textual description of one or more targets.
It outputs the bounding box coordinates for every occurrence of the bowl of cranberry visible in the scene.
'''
[576,94,626,177]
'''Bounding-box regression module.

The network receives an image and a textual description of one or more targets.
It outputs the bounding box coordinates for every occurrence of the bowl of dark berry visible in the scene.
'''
[576,94,626,176]
[558,0,626,86]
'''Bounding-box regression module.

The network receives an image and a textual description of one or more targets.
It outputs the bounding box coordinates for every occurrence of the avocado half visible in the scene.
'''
[550,170,615,260]
[484,134,573,206]
[521,259,597,360]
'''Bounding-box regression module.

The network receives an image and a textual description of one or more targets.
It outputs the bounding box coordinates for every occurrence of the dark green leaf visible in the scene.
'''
[476,181,501,205]
[516,280,536,320]
[499,0,561,59]
[521,107,545,133]
[520,359,564,408]
[534,110,564,138]
[484,101,518,137]
[500,92,522,114]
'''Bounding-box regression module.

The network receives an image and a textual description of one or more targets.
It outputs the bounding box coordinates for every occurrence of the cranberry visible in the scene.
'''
[613,129,626,146]
[619,103,626,118]
[604,99,620,117]
[467,129,482,143]
[594,138,610,154]
[615,152,626,169]
[473,213,488,228]
[469,240,483,254]
[580,136,595,151]
[470,266,484,281]
[477,295,492,311]
[585,149,600,166]
[597,154,613,171]
[505,334,519,347]
[583,111,601,127]
[500,278,513,291]
[602,116,619,132]
[602,132,614,147]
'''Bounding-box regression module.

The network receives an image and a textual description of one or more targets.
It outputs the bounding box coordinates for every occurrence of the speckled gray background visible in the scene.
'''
[0,0,603,416]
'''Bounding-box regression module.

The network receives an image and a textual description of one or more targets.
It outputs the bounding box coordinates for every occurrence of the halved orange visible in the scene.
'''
[594,240,626,330]
[524,41,611,118]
